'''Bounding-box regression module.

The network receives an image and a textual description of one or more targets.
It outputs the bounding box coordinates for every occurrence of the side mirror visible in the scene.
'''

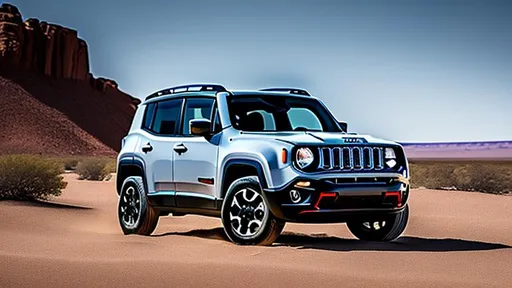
[190,118,212,137]
[338,121,348,132]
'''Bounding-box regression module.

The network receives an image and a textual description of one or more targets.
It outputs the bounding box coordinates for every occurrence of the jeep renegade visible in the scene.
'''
[116,84,410,245]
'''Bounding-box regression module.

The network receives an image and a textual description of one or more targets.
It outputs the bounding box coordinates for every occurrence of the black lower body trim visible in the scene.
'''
[263,178,410,223]
[148,192,221,218]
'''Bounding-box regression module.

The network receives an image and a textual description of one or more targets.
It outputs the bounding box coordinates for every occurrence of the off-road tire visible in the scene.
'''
[221,176,285,245]
[346,204,409,241]
[118,176,159,235]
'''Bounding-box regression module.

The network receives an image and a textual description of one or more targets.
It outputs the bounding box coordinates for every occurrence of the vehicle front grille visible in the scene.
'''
[318,146,385,171]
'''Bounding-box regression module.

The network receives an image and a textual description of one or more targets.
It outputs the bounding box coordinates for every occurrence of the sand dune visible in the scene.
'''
[1,174,511,288]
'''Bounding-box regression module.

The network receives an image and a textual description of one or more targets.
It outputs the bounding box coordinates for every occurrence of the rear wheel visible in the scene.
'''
[118,176,159,235]
[346,204,409,241]
[221,176,285,245]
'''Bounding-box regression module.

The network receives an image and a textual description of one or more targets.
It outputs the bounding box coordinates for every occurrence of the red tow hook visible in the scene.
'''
[299,192,337,214]
[384,191,402,207]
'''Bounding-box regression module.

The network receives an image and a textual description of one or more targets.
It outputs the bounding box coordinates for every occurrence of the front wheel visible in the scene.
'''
[346,204,409,241]
[221,176,285,245]
[118,176,159,235]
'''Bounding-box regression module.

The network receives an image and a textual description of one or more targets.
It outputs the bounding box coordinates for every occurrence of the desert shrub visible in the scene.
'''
[453,163,512,194]
[76,158,109,181]
[53,156,116,173]
[409,161,512,194]
[0,155,67,201]
[61,157,80,170]
[104,158,117,174]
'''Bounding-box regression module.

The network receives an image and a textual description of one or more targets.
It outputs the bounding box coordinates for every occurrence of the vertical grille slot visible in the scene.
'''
[321,147,332,169]
[363,147,373,169]
[342,147,352,169]
[373,147,383,170]
[353,147,362,170]
[332,147,341,169]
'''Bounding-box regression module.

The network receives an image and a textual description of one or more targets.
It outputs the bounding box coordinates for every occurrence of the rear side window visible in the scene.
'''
[145,99,183,135]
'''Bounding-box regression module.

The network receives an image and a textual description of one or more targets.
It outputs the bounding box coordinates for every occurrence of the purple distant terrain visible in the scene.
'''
[400,141,512,160]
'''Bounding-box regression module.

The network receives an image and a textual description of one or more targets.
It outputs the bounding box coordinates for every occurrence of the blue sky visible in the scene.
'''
[10,0,512,142]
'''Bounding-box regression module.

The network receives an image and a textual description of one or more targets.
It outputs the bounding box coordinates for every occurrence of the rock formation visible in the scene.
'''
[0,3,138,95]
[0,3,23,66]
[0,3,140,153]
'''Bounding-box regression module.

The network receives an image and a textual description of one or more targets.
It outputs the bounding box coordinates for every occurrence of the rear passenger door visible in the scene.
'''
[173,98,219,209]
[139,98,182,196]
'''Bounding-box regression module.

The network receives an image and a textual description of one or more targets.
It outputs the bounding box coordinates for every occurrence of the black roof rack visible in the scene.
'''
[259,87,311,96]
[146,84,227,100]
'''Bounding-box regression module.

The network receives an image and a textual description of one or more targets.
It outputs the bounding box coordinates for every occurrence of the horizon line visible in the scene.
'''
[400,140,512,145]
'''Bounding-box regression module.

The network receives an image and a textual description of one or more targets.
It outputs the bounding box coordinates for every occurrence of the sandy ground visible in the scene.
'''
[1,174,511,288]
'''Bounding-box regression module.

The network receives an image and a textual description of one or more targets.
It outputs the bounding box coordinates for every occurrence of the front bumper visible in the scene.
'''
[262,175,410,223]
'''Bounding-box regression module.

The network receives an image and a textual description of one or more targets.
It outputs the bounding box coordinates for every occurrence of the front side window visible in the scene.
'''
[148,98,183,135]
[227,96,340,132]
[181,98,214,135]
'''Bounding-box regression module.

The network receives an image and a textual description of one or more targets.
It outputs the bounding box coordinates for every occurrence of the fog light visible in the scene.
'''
[290,190,301,203]
[386,159,397,168]
[295,181,310,187]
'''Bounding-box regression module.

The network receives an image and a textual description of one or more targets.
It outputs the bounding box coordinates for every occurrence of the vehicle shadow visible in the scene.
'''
[153,227,511,252]
[276,232,511,252]
[1,200,92,210]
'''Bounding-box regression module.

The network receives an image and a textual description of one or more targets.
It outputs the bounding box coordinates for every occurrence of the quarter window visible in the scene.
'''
[142,103,156,130]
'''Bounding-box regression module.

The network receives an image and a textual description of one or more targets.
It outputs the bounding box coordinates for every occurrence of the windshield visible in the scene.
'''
[227,96,341,132]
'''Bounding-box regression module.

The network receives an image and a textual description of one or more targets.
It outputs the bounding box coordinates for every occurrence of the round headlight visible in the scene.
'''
[296,148,314,169]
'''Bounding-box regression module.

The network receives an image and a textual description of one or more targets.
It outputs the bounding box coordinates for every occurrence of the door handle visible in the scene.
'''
[173,143,188,155]
[142,142,153,153]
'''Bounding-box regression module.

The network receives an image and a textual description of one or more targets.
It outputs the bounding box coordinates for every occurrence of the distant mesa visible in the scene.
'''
[402,141,512,160]
[0,3,135,95]
[0,3,140,156]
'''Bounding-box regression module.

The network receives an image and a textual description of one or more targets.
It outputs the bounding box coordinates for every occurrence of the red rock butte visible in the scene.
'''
[0,3,141,156]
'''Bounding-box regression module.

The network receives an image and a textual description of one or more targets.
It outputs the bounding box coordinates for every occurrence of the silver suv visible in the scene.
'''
[116,84,410,245]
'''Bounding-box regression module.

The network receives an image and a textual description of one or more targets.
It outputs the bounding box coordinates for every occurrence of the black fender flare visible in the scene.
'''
[220,159,269,199]
[116,156,148,195]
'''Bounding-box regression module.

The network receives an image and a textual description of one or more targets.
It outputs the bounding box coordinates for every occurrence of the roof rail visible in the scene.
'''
[259,87,311,96]
[146,84,227,100]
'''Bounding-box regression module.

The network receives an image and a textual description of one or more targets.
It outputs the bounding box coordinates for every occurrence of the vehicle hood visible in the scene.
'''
[232,131,400,146]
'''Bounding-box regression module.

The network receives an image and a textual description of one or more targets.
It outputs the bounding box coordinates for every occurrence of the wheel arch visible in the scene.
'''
[220,159,269,199]
[116,156,148,195]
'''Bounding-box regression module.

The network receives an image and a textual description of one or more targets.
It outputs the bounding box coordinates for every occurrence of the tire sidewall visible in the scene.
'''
[347,204,409,241]
[221,176,274,245]
[118,176,149,235]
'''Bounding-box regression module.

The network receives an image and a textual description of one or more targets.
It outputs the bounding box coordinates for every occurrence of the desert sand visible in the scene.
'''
[1,174,511,288]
